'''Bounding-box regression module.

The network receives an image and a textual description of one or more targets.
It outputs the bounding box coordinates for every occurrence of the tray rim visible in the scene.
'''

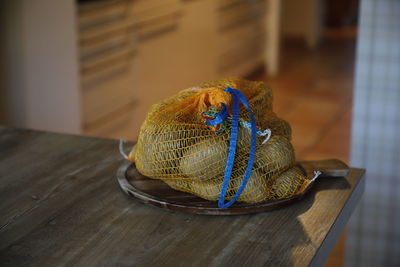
[116,161,318,215]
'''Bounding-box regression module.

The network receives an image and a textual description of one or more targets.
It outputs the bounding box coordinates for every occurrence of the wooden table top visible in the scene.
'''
[0,126,365,266]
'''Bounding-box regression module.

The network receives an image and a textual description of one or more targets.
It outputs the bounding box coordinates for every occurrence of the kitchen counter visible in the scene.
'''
[0,126,365,266]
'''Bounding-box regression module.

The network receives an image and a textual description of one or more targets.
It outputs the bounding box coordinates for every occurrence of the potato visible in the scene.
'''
[162,176,221,201]
[186,167,267,203]
[135,124,193,178]
[141,124,298,204]
[253,135,295,178]
[231,169,269,203]
[166,166,308,203]
[234,130,295,181]
[176,128,296,203]
[179,135,228,180]
[268,166,308,200]
[165,167,268,203]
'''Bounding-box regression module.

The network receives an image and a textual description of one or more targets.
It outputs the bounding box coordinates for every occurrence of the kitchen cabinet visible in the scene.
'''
[2,0,280,140]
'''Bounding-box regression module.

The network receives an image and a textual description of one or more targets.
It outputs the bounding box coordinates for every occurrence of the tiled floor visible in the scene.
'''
[256,28,356,162]
[253,27,357,266]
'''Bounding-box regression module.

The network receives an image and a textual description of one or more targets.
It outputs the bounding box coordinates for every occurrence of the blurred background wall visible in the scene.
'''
[347,0,400,266]
[0,0,81,134]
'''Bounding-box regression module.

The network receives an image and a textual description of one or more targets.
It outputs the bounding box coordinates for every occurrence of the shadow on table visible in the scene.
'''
[284,176,351,265]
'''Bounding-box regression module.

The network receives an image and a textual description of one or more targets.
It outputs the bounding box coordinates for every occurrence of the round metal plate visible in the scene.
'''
[116,162,317,215]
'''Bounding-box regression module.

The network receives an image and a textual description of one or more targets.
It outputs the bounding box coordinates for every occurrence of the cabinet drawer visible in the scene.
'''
[218,35,264,73]
[218,16,265,71]
[80,17,135,45]
[218,0,266,31]
[79,0,135,45]
[132,0,180,21]
[135,11,181,40]
[80,31,134,61]
[80,56,132,88]
[131,0,181,41]
[79,0,132,30]
[80,43,136,76]
[82,70,136,126]
[218,0,243,9]
[84,104,136,140]
[219,19,265,50]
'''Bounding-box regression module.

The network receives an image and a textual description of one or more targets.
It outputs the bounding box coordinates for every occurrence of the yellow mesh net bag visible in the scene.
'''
[127,78,311,208]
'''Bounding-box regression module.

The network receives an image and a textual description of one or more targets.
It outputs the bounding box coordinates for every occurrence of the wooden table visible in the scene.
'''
[0,126,365,266]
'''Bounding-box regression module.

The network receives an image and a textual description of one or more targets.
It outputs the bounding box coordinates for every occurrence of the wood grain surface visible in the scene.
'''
[0,126,365,267]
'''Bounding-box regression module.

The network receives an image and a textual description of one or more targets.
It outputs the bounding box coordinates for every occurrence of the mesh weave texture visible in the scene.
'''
[128,78,310,203]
